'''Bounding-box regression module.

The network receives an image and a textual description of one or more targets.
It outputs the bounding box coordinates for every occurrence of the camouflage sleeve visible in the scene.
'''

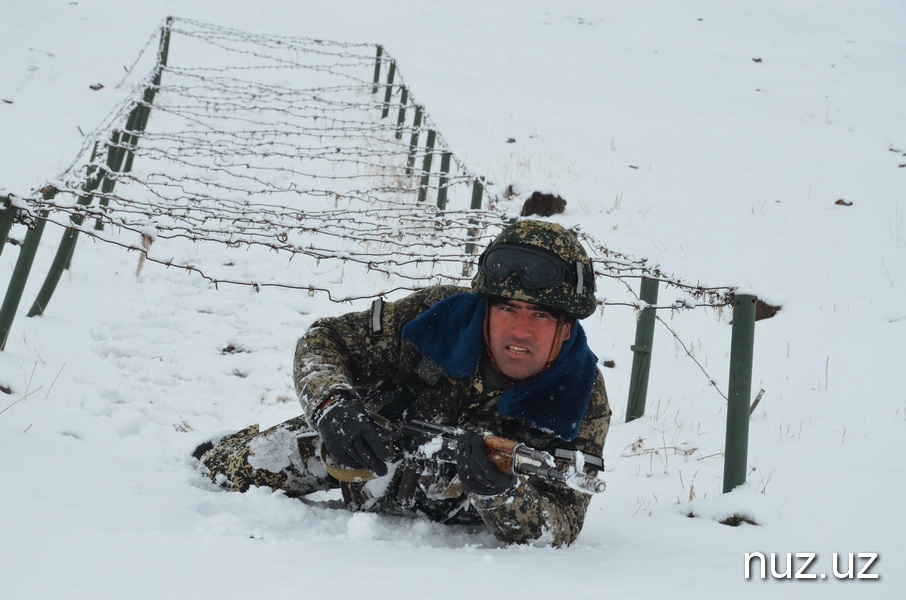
[293,286,466,426]
[472,372,612,547]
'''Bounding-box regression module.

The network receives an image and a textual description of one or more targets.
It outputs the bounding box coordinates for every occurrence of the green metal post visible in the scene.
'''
[395,87,408,140]
[371,45,383,94]
[417,130,436,203]
[723,294,757,493]
[120,93,152,180]
[0,212,48,350]
[115,15,168,179]
[470,178,484,210]
[436,151,452,210]
[126,15,170,156]
[133,20,169,131]
[27,184,100,316]
[27,227,80,318]
[405,106,423,177]
[120,105,143,176]
[0,196,16,256]
[626,277,660,422]
[462,178,485,277]
[157,17,173,70]
[95,129,125,230]
[381,61,396,119]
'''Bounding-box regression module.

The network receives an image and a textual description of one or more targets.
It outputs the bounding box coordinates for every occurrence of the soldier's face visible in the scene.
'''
[487,299,571,381]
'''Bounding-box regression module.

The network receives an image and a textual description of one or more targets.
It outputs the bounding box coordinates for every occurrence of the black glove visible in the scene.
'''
[317,398,389,476]
[455,430,518,496]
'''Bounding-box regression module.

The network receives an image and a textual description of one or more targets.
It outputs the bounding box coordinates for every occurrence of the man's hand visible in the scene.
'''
[317,398,389,476]
[455,430,518,496]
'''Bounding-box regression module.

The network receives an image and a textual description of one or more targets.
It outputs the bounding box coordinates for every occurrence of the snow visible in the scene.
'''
[1,1,904,598]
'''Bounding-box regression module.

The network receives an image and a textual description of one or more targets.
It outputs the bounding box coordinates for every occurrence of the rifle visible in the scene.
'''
[376,416,607,496]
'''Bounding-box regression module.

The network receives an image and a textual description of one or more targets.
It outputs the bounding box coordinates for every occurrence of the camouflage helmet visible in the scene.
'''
[472,219,597,319]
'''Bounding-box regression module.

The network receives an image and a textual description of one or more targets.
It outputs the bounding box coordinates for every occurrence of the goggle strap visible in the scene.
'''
[575,260,584,295]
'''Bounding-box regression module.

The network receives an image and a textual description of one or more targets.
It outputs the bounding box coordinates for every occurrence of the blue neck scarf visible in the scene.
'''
[401,293,598,440]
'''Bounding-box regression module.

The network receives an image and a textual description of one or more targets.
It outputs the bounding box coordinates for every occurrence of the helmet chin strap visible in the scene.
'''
[544,315,567,369]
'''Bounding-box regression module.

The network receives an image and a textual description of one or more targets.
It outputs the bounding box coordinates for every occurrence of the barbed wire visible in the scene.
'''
[15,16,736,311]
[574,228,736,309]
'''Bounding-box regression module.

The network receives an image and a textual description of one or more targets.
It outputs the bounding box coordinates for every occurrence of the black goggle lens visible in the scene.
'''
[480,246,571,290]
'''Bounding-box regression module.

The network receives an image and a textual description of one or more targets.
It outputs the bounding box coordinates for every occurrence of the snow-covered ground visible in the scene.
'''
[2,1,904,598]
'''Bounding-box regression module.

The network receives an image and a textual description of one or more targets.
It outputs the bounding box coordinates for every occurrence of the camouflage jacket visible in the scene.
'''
[293,285,611,546]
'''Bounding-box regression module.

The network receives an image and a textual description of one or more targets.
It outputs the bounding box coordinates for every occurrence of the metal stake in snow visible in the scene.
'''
[723,294,756,493]
[0,208,48,351]
[626,277,659,422]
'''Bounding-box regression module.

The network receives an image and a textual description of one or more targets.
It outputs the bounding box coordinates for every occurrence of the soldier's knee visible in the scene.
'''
[195,424,261,492]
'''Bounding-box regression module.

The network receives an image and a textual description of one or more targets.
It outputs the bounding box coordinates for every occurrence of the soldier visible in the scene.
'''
[195,219,611,547]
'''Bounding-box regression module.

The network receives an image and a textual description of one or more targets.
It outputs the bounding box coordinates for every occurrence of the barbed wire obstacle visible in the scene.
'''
[12,16,735,310]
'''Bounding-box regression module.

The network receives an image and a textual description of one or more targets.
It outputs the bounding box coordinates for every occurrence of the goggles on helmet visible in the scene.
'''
[478,243,595,294]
